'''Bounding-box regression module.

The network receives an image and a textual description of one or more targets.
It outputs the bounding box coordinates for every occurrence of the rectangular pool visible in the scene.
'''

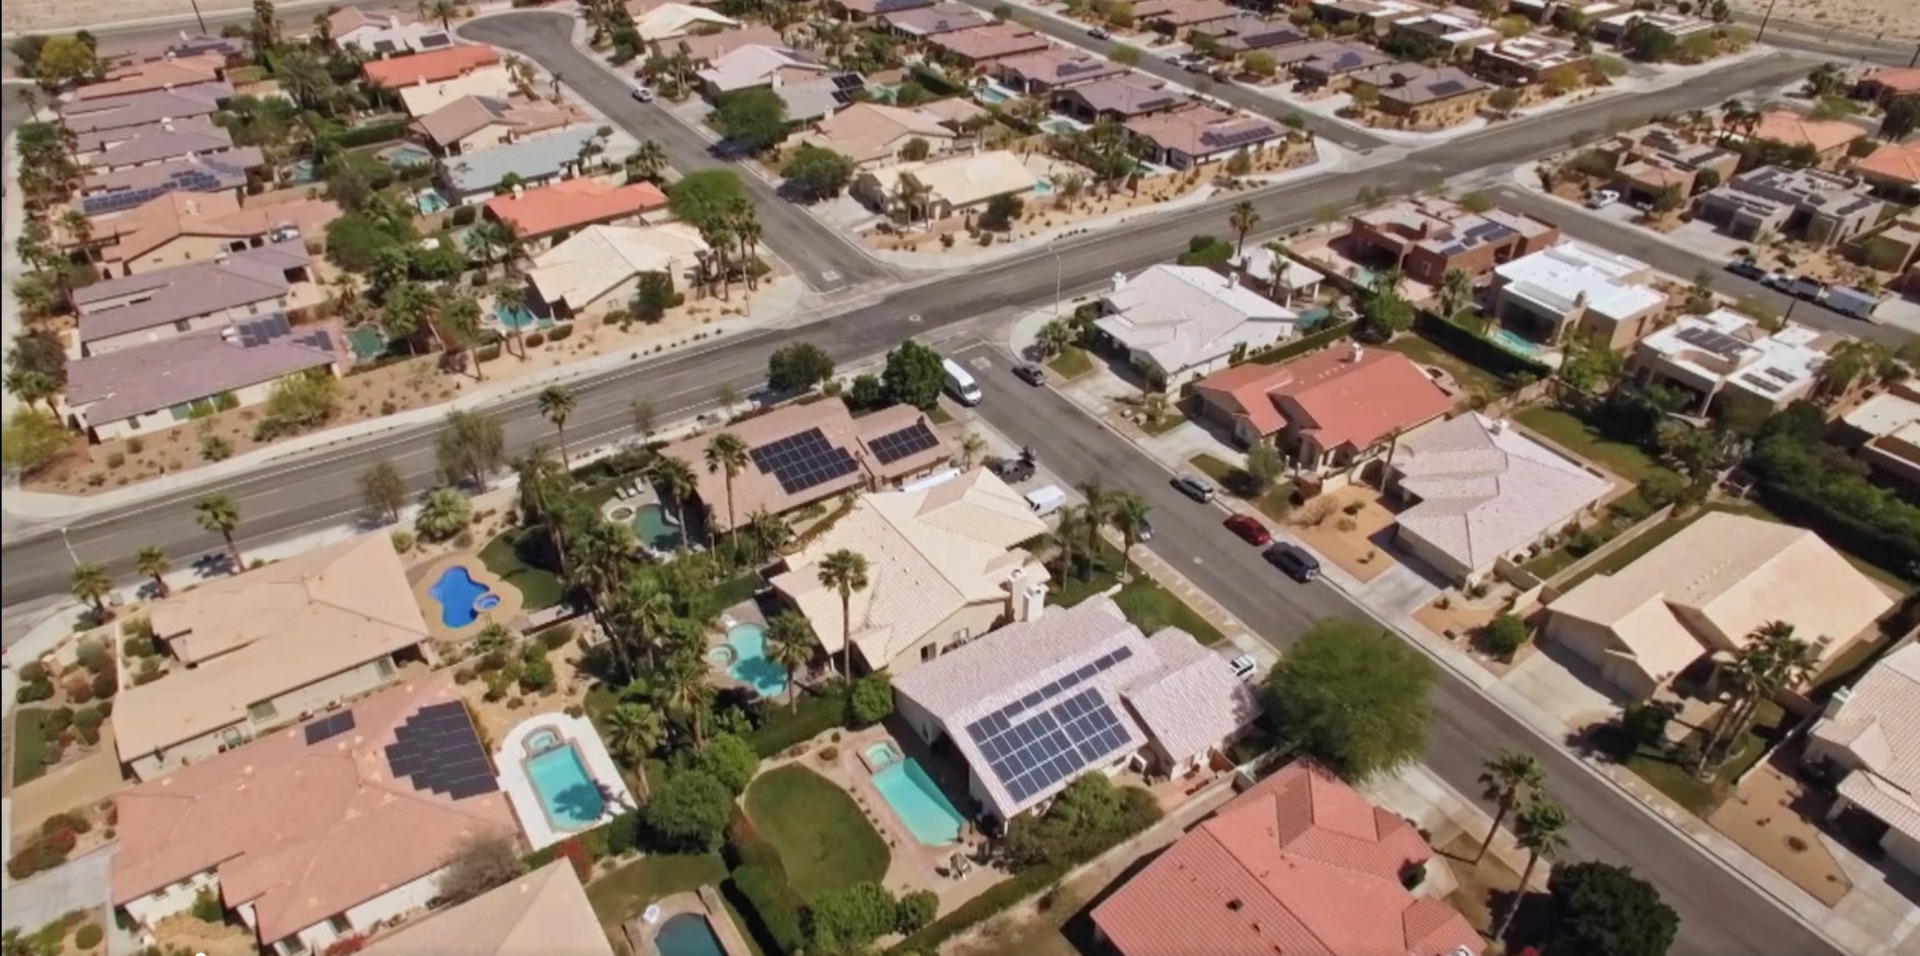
[526,742,606,830]
[873,757,965,846]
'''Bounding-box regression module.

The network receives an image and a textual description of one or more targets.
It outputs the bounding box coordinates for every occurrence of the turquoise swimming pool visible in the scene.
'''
[872,752,965,846]
[718,623,787,699]
[656,914,725,956]
[383,144,435,168]
[415,188,450,214]
[525,736,605,831]
[631,503,683,552]
[493,302,552,330]
[428,565,497,629]
[1490,328,1545,358]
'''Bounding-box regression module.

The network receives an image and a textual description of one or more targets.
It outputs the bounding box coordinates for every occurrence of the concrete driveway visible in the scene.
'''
[3,842,115,930]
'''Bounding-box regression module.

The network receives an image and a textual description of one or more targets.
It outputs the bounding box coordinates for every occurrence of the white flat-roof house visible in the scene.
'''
[1806,643,1920,877]
[1092,265,1298,390]
[1489,241,1666,351]
[1629,309,1839,415]
[891,597,1263,821]
[1840,381,1920,494]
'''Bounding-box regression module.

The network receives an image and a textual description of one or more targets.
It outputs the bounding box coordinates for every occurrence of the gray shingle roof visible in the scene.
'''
[76,241,307,345]
[443,128,602,195]
[66,322,339,423]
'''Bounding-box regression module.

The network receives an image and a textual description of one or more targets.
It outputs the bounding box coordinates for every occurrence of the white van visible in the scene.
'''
[1025,485,1067,517]
[942,358,983,406]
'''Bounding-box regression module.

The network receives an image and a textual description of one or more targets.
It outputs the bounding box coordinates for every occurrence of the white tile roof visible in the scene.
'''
[396,65,514,117]
[1390,413,1611,575]
[1815,644,1920,842]
[635,3,738,39]
[1844,384,1920,439]
[1495,241,1664,324]
[526,223,709,311]
[696,44,826,93]
[1095,264,1297,375]
[1125,629,1264,766]
[772,468,1050,669]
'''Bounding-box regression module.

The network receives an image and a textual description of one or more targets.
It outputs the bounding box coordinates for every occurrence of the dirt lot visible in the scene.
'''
[1728,0,1919,40]
[1709,759,1853,906]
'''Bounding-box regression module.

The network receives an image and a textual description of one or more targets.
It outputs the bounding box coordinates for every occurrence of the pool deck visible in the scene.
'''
[624,887,752,956]
[412,554,526,643]
[495,713,637,851]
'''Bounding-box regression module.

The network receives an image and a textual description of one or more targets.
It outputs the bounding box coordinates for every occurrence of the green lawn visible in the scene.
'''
[585,853,729,930]
[743,766,890,897]
[1625,699,1782,816]
[1512,407,1672,483]
[1047,347,1093,379]
[478,529,566,610]
[1052,545,1227,645]
[12,709,52,787]
[1380,333,1503,397]
[1188,453,1236,484]
[707,573,763,612]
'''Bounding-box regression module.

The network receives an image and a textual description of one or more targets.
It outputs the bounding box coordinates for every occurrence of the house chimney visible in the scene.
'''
[1825,685,1854,718]
[220,326,239,341]
[1349,342,1364,363]
[1111,271,1127,293]
[1021,580,1046,624]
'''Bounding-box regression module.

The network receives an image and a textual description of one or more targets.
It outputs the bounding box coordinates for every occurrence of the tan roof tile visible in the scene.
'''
[359,861,614,956]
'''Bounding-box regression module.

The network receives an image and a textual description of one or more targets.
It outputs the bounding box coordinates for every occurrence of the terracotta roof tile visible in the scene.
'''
[363,44,500,87]
[484,177,668,237]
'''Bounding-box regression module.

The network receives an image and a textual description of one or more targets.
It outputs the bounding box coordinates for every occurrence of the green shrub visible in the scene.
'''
[190,886,223,923]
[848,673,893,727]
[697,733,761,794]
[74,924,103,949]
[645,770,732,852]
[76,640,110,675]
[16,679,53,704]
[605,811,640,856]
[1411,312,1551,380]
[548,323,575,342]
[90,671,116,701]
[1482,612,1529,657]
[450,205,478,226]
[18,661,47,683]
[74,706,105,730]
[1246,320,1355,366]
[895,890,938,934]
[729,864,806,954]
[121,633,155,658]
[748,688,849,757]
[44,706,74,735]
[808,880,897,948]
[41,812,90,836]
[518,657,555,694]
[476,343,503,362]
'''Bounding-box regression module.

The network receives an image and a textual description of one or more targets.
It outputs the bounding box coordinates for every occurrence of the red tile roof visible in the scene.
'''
[1857,141,1920,187]
[484,178,670,238]
[1092,762,1482,956]
[1195,345,1452,447]
[1864,67,1920,97]
[362,44,500,88]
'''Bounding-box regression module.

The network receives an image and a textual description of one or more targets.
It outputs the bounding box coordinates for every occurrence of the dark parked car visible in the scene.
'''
[991,454,1036,483]
[1223,514,1271,546]
[1184,58,1209,73]
[1727,258,1766,281]
[1263,542,1320,582]
[1172,474,1216,502]
[1012,363,1046,386]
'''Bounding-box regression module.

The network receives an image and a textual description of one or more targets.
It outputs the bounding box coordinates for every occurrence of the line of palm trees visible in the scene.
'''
[1050,479,1152,584]
[71,494,246,622]
[1476,749,1569,943]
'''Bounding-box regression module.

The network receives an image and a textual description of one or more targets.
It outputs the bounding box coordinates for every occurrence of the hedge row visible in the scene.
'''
[1251,319,1356,366]
[339,119,414,151]
[746,687,849,758]
[722,817,807,954]
[1413,312,1551,379]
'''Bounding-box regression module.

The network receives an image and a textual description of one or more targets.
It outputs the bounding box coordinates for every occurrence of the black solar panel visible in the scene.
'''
[303,711,357,746]
[831,73,865,91]
[1428,79,1468,97]
[417,34,452,48]
[974,687,1132,805]
[383,702,499,799]
[869,421,940,465]
[372,39,398,53]
[750,428,859,495]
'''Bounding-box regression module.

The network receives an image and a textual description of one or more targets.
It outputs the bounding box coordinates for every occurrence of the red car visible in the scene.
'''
[1223,514,1270,546]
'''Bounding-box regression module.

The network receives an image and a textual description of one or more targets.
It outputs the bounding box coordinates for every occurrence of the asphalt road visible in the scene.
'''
[949,336,1843,956]
[0,52,1840,607]
[949,0,1388,152]
[457,11,890,293]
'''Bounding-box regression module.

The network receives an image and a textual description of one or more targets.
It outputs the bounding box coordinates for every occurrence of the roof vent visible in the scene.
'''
[1227,899,1244,912]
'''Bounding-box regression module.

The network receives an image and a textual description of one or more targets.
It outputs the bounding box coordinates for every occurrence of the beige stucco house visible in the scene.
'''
[1804,641,1920,876]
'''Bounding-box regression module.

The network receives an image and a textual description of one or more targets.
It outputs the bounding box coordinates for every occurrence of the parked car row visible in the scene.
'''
[1725,258,1882,320]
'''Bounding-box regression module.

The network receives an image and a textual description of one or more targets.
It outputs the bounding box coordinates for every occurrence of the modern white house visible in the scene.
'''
[1091,264,1298,389]
[1628,309,1841,415]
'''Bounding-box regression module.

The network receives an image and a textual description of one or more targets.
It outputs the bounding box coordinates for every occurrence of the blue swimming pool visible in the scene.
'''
[656,914,726,956]
[1490,327,1545,358]
[526,738,606,831]
[721,623,787,699]
[873,756,965,846]
[383,144,435,168]
[428,565,497,629]
[632,504,683,552]
[415,188,450,214]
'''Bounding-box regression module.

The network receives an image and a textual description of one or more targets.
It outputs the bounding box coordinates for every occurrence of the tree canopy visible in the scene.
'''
[711,87,790,152]
[666,169,751,232]
[881,339,946,410]
[782,146,857,200]
[1544,861,1680,956]
[768,342,836,393]
[1,407,69,476]
[1001,773,1161,870]
[695,732,761,794]
[1260,618,1433,782]
[645,769,733,851]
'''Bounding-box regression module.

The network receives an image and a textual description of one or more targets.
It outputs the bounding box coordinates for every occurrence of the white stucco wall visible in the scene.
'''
[122,868,219,931]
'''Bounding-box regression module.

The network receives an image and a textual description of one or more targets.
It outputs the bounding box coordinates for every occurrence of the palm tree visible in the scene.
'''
[766,611,817,713]
[1440,268,1475,318]
[492,282,529,358]
[1228,200,1261,257]
[955,431,987,470]
[1036,318,1076,358]
[730,200,762,292]
[537,385,576,471]
[818,549,870,678]
[658,651,715,749]
[704,432,750,538]
[1476,750,1545,863]
[1053,504,1086,581]
[1264,239,1292,301]
[5,368,58,416]
[194,494,244,571]
[648,454,700,541]
[1805,61,1845,98]
[466,219,519,279]
[420,0,459,29]
[69,562,113,619]
[626,139,668,182]
[440,294,487,381]
[613,572,676,672]
[1109,494,1151,581]
[134,545,170,598]
[514,445,572,575]
[275,52,334,113]
[1700,621,1817,772]
[1495,797,1569,942]
[1078,478,1112,567]
[603,701,664,797]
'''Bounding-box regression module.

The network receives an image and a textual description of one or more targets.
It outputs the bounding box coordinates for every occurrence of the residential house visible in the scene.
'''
[1309,0,1435,35]
[1278,40,1396,89]
[1856,66,1920,106]
[1193,342,1453,478]
[1593,9,1714,43]
[1805,643,1920,876]
[1091,264,1299,389]
[1124,105,1284,169]
[991,48,1125,95]
[61,316,343,442]
[111,673,516,956]
[77,117,236,173]
[358,862,614,956]
[74,241,314,356]
[1507,0,1626,23]
[657,400,954,531]
[78,149,266,217]
[411,95,587,156]
[1090,761,1481,956]
[917,96,991,128]
[795,102,959,168]
[1855,140,1920,201]
[360,43,500,90]
[634,2,738,40]
[695,44,833,96]
[1470,35,1589,86]
[1135,0,1242,34]
[1052,76,1189,123]
[1630,309,1840,416]
[1545,511,1893,699]
[1186,15,1308,54]
[1694,165,1886,247]
[61,84,233,135]
[825,0,933,21]
[88,190,338,277]
[1736,110,1871,166]
[880,1,994,37]
[1488,241,1665,349]
[1596,123,1740,204]
[72,55,226,101]
[926,24,1050,69]
[440,127,608,205]
[771,467,1050,674]
[1387,11,1501,54]
[1387,413,1611,586]
[482,177,670,250]
[891,597,1264,819]
[396,66,519,118]
[1225,244,1327,307]
[657,25,784,66]
[1837,381,1920,495]
[1345,196,1560,284]
[96,32,247,69]
[851,150,1039,219]
[1349,63,1490,127]
[525,223,709,319]
[328,8,454,58]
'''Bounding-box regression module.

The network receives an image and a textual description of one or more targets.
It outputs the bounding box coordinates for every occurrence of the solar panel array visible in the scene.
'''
[80,164,238,215]
[750,428,859,495]
[869,421,939,465]
[968,685,1133,805]
[233,314,292,348]
[293,329,335,353]
[371,39,399,54]
[303,711,357,746]
[1200,124,1277,150]
[1427,79,1469,97]
[1675,324,1749,358]
[384,702,499,800]
[417,33,453,48]
[1465,220,1515,243]
[1057,61,1108,78]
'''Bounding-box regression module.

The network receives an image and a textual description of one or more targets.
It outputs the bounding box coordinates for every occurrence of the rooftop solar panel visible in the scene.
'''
[750,428,859,495]
[869,421,940,465]
[303,711,357,746]
[383,702,499,798]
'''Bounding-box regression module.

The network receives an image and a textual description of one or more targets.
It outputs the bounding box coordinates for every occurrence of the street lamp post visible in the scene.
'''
[189,0,208,36]
[58,526,80,567]
[1756,0,1779,42]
